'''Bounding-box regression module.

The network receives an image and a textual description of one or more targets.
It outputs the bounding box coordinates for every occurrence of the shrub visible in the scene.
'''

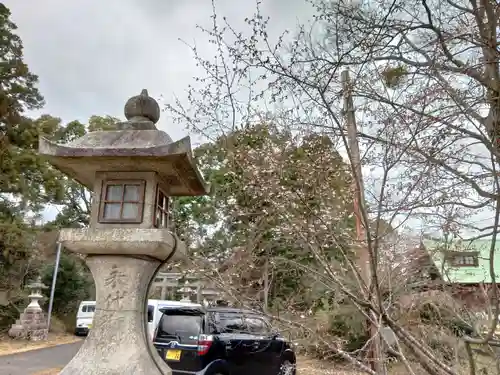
[328,305,369,353]
[298,302,369,360]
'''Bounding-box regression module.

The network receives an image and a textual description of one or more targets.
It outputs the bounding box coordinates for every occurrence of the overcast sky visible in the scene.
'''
[5,0,313,221]
[6,0,312,142]
[6,1,493,237]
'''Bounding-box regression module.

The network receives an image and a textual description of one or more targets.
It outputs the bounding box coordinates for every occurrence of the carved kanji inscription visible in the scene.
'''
[104,264,127,289]
[103,290,128,309]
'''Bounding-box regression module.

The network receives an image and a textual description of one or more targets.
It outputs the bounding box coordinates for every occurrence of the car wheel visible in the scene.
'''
[279,360,296,375]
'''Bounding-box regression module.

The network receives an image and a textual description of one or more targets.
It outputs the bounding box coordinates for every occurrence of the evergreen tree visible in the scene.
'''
[0,4,49,303]
[173,124,355,308]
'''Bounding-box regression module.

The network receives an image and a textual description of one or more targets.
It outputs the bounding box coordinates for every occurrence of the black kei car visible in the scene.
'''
[152,306,296,375]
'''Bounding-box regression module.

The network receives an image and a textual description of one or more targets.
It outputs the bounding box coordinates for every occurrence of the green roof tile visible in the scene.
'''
[422,239,500,284]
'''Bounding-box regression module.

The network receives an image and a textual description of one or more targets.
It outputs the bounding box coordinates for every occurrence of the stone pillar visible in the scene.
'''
[38,89,209,375]
[160,285,168,300]
[196,285,202,304]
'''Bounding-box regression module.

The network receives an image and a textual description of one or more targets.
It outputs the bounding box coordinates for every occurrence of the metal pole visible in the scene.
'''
[342,70,385,374]
[47,241,62,331]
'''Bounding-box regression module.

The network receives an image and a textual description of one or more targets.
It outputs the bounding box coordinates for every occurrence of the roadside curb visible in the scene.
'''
[31,367,63,375]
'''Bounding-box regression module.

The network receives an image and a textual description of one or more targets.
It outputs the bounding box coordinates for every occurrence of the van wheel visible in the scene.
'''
[279,360,296,375]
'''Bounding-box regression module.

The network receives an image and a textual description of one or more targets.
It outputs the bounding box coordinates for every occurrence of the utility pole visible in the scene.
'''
[341,70,385,374]
[47,241,62,331]
[263,257,269,313]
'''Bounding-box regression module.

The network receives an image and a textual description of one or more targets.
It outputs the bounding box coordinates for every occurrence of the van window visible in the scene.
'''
[147,305,154,323]
[82,305,95,313]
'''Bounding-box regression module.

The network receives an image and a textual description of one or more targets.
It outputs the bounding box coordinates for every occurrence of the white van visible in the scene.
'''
[75,300,96,336]
[147,299,201,341]
[75,299,201,339]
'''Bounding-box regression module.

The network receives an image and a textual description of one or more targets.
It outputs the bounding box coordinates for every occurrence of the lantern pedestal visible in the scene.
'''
[60,256,172,375]
[59,228,184,375]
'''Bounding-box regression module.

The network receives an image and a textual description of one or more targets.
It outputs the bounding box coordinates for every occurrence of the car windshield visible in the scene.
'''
[210,312,271,334]
[158,314,203,340]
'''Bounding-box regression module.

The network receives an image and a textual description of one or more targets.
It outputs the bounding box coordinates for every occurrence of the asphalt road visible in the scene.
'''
[0,341,83,375]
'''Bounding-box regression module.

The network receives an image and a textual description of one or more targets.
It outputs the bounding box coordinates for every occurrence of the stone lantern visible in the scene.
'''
[38,90,209,375]
[8,276,49,341]
[26,276,48,312]
[178,282,194,302]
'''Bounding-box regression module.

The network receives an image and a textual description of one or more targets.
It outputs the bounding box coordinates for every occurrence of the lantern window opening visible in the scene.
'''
[154,185,172,229]
[98,179,146,223]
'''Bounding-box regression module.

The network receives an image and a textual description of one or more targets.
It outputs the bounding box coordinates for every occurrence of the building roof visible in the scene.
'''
[422,239,500,284]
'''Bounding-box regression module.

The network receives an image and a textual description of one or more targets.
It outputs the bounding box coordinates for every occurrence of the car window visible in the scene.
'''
[219,316,246,332]
[210,312,271,334]
[245,317,271,334]
[158,314,203,339]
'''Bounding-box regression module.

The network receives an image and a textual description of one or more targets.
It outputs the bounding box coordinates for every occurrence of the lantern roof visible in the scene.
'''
[38,89,209,196]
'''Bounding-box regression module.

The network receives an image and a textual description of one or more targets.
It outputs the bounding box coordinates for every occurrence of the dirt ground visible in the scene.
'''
[11,358,500,375]
[32,360,343,375]
[297,356,370,375]
[23,361,480,375]
[33,362,338,375]
[17,355,500,375]
[28,361,353,375]
[0,333,82,357]
[297,355,497,375]
[25,362,496,375]
[1,341,495,375]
